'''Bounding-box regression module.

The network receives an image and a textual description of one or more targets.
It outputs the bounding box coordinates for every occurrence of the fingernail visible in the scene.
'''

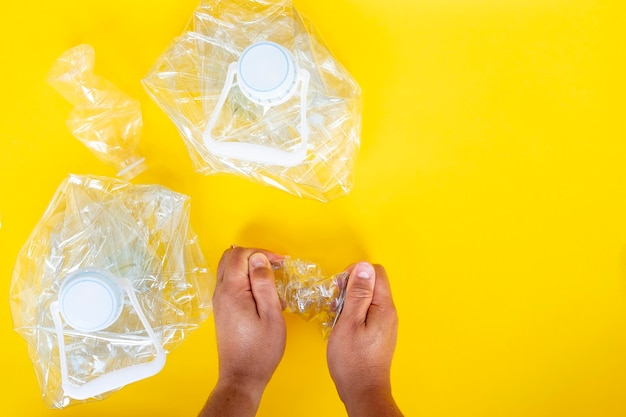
[250,253,267,268]
[355,262,374,279]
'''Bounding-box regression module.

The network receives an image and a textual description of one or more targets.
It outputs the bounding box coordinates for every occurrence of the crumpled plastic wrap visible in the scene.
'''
[143,0,361,201]
[9,175,212,408]
[273,257,348,338]
[48,45,146,180]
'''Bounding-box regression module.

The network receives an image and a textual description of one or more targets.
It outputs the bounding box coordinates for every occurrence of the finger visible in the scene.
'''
[337,262,376,327]
[214,248,283,316]
[367,264,398,326]
[371,265,394,307]
[248,253,283,318]
[216,247,235,284]
[218,246,284,287]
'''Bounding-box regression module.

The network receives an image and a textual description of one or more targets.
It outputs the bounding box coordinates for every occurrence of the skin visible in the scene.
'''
[327,262,403,417]
[199,247,401,417]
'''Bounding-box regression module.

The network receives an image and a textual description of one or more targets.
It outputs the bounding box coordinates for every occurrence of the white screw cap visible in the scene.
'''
[59,270,123,333]
[238,41,298,106]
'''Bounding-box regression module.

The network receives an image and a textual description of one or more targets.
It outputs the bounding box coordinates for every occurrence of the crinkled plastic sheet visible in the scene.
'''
[48,45,146,180]
[9,175,212,408]
[143,0,361,201]
[273,257,348,338]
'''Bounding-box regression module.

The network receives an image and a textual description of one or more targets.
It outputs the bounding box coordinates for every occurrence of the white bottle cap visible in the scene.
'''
[238,41,298,106]
[59,270,123,333]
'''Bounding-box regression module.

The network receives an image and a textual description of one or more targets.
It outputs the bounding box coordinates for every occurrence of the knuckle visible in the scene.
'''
[251,264,274,279]
[348,284,373,299]
[252,276,275,292]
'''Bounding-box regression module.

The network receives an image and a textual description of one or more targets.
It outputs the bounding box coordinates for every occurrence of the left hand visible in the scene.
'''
[211,247,286,400]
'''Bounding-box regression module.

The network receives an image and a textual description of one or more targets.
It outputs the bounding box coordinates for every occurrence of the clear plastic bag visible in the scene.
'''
[9,175,212,408]
[273,257,348,338]
[143,0,361,201]
[48,45,147,180]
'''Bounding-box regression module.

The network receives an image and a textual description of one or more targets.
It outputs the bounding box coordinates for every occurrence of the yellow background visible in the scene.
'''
[1,0,625,416]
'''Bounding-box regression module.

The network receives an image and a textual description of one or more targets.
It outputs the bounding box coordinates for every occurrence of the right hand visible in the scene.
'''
[327,262,403,417]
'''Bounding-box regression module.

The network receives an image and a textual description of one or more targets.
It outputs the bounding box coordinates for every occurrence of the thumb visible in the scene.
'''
[248,252,282,318]
[338,262,376,326]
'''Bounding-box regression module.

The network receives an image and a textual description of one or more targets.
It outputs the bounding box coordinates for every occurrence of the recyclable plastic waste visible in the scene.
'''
[48,45,147,180]
[273,257,349,338]
[9,175,212,408]
[143,0,362,201]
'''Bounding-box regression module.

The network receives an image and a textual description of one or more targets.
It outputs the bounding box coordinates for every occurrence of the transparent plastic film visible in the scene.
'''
[272,257,349,339]
[143,0,361,201]
[48,45,146,180]
[9,175,212,408]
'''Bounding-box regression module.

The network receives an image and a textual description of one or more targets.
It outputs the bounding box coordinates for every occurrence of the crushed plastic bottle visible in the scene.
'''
[273,257,348,338]
[9,175,212,408]
[143,0,361,201]
[48,45,147,180]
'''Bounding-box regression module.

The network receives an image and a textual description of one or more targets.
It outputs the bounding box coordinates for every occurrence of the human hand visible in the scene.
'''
[200,247,286,417]
[327,262,403,417]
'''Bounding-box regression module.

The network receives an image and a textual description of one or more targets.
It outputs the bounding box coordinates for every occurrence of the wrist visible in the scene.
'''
[199,376,267,417]
[341,385,402,417]
[215,375,267,406]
